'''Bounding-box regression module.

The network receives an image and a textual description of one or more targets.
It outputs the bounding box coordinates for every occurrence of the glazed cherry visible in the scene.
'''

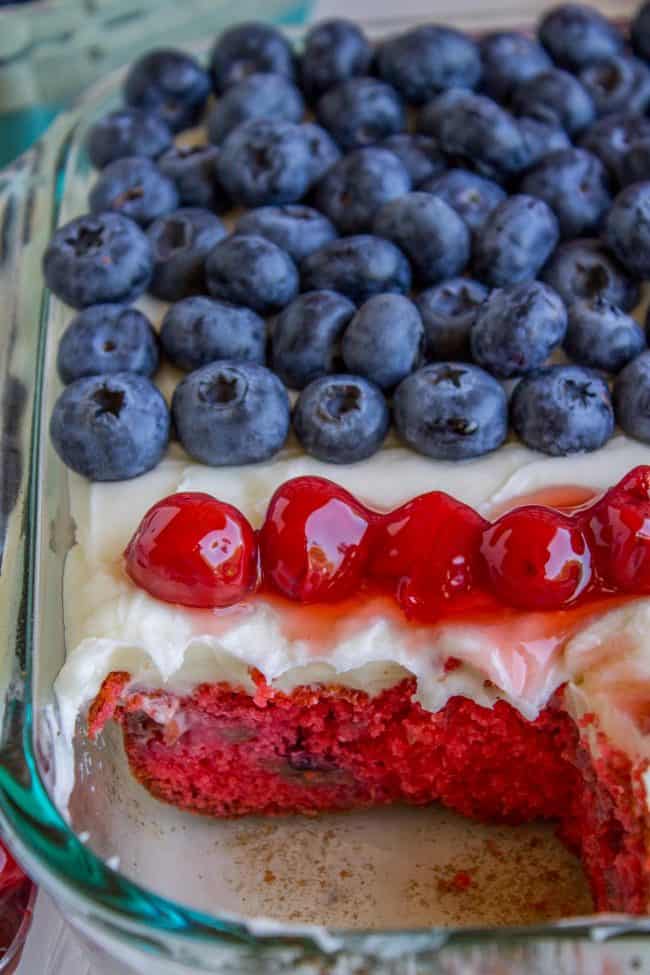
[259,476,375,602]
[481,505,592,611]
[581,466,650,593]
[125,492,258,608]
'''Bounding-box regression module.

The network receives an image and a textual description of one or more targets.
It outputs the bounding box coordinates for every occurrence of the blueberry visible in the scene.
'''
[579,113,650,184]
[57,305,159,384]
[207,73,304,143]
[147,207,226,302]
[272,290,355,389]
[579,55,650,118]
[604,182,650,278]
[541,238,640,311]
[421,168,505,233]
[341,294,423,390]
[416,278,489,361]
[538,4,622,71]
[210,22,295,93]
[205,233,298,315]
[85,108,172,169]
[43,213,153,309]
[172,361,290,465]
[217,119,313,207]
[517,117,572,169]
[618,140,650,187]
[373,192,469,286]
[301,235,411,305]
[520,148,611,239]
[377,25,481,104]
[471,281,567,378]
[564,297,645,373]
[418,90,528,181]
[293,374,389,463]
[158,145,230,213]
[50,373,170,480]
[316,77,406,151]
[316,147,411,235]
[124,48,210,133]
[301,122,341,183]
[394,362,508,460]
[160,296,266,371]
[300,19,372,100]
[511,364,614,455]
[88,156,179,227]
[632,2,650,61]
[235,205,337,263]
[511,69,595,137]
[479,31,552,102]
[472,194,559,288]
[614,351,650,442]
[379,134,446,188]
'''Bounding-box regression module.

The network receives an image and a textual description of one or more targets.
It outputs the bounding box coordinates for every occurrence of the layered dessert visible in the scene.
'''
[43,4,650,917]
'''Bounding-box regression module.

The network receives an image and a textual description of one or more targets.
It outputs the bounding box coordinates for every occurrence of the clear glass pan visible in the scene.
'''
[2,6,650,972]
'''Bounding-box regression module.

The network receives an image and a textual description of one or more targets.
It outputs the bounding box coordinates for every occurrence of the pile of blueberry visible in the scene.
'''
[46,6,650,481]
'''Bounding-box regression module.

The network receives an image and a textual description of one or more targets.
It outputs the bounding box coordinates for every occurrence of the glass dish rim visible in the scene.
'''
[2,14,650,966]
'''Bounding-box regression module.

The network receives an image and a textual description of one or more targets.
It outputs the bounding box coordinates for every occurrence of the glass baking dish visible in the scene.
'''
[3,5,650,972]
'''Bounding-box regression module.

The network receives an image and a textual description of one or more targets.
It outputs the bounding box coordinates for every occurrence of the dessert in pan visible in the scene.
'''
[45,3,650,917]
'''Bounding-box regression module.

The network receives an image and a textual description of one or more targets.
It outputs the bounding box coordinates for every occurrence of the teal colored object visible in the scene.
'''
[0,106,60,166]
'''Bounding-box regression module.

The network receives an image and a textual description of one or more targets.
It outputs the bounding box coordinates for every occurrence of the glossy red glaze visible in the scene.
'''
[124,492,258,609]
[582,465,650,593]
[259,476,375,603]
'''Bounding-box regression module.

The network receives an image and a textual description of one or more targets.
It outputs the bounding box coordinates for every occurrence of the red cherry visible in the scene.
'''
[581,465,650,592]
[125,492,258,609]
[481,506,592,611]
[259,476,375,602]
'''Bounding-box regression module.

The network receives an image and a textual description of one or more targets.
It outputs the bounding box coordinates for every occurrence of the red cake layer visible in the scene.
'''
[89,673,650,914]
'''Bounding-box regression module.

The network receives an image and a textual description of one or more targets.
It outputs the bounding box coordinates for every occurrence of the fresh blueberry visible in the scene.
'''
[373,192,470,286]
[210,22,295,93]
[160,296,266,371]
[479,31,551,102]
[158,145,230,213]
[172,361,290,465]
[293,374,389,463]
[50,373,170,480]
[124,48,210,133]
[618,140,650,187]
[301,122,341,183]
[301,235,411,305]
[418,90,528,181]
[43,213,153,309]
[471,281,567,378]
[316,147,411,235]
[217,119,313,207]
[377,25,481,104]
[393,362,508,460]
[472,194,559,288]
[511,364,614,455]
[300,19,372,100]
[85,108,172,169]
[614,351,650,442]
[517,117,572,169]
[207,73,304,143]
[538,4,623,71]
[57,305,159,384]
[541,238,640,311]
[234,205,337,263]
[416,278,488,361]
[205,233,298,315]
[341,294,423,390]
[604,182,650,278]
[421,168,506,233]
[632,1,650,61]
[272,290,354,389]
[316,77,406,151]
[579,113,650,184]
[511,69,595,137]
[147,208,226,302]
[579,55,650,118]
[379,134,446,188]
[564,297,645,373]
[88,156,179,227]
[520,148,611,239]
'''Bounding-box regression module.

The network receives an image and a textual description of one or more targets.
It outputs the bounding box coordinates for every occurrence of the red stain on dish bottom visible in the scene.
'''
[90,675,649,915]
